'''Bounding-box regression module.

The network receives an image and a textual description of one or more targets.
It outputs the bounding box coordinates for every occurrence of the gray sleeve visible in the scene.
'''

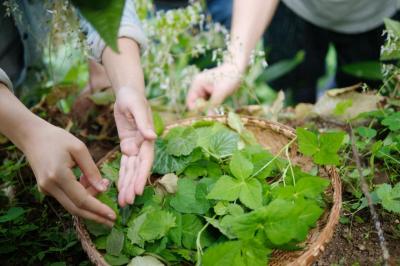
[0,68,13,92]
[80,0,148,62]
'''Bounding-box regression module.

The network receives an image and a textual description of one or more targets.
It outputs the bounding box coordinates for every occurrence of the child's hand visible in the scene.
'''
[23,123,116,227]
[186,63,243,111]
[114,86,156,207]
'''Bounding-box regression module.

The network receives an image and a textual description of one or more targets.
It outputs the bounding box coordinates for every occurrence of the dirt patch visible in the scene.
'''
[316,211,400,266]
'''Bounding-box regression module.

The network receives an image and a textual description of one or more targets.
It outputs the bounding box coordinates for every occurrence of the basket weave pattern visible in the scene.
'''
[73,116,342,266]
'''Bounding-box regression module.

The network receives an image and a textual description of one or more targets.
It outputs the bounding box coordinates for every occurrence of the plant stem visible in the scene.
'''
[349,124,390,265]
[195,216,213,266]
[250,137,297,179]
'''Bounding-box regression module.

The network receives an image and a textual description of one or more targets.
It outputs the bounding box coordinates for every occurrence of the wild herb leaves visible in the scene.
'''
[207,150,263,209]
[170,179,211,214]
[297,128,345,165]
[127,209,176,247]
[92,116,330,266]
[165,127,198,156]
[376,183,400,213]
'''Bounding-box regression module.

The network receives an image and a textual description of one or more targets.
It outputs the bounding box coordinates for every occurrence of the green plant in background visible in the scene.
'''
[89,114,337,266]
[341,18,400,95]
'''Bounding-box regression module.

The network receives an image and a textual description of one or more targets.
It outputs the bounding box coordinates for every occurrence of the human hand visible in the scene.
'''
[114,86,156,207]
[23,122,116,227]
[186,63,244,111]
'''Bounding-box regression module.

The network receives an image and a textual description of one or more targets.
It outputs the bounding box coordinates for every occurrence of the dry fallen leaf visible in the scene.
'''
[156,173,178,194]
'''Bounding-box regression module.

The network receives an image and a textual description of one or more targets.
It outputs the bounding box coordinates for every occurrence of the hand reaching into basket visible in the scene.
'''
[0,86,116,227]
[114,86,156,207]
[186,63,243,111]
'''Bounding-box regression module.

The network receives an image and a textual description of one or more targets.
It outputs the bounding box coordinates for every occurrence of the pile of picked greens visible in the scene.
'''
[86,113,334,266]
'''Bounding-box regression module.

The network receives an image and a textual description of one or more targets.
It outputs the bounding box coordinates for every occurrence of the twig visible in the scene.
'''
[348,124,391,265]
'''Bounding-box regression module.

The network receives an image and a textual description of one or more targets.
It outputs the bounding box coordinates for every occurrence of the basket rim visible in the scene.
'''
[73,115,342,266]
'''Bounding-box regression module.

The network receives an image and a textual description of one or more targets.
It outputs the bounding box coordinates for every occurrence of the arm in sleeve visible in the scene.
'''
[0,68,13,92]
[80,0,148,62]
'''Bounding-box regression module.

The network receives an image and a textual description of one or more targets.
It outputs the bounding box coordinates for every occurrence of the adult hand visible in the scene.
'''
[23,122,116,227]
[114,86,156,207]
[186,63,244,111]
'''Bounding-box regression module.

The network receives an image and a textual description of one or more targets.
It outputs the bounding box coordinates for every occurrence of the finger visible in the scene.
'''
[50,184,114,227]
[118,154,128,191]
[70,142,107,192]
[209,90,227,108]
[128,100,157,140]
[80,175,90,187]
[125,156,139,205]
[118,156,135,207]
[135,140,154,195]
[187,79,209,110]
[86,186,98,196]
[120,137,140,156]
[56,169,116,221]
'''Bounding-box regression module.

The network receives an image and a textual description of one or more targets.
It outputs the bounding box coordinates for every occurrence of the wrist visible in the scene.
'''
[18,117,52,154]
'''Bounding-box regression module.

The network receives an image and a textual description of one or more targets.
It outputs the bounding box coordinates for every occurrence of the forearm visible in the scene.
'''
[0,85,45,151]
[101,38,145,94]
[228,0,279,70]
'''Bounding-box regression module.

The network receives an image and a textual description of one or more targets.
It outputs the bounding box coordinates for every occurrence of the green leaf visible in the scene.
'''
[230,151,254,180]
[239,179,263,209]
[127,212,148,246]
[230,208,267,239]
[101,162,119,182]
[72,0,124,52]
[342,61,382,81]
[313,149,340,165]
[214,201,228,216]
[106,228,124,256]
[181,214,203,249]
[0,207,25,223]
[97,192,118,215]
[333,99,353,116]
[170,178,211,214]
[152,139,193,174]
[227,112,244,134]
[297,128,345,166]
[199,125,240,158]
[207,176,241,201]
[153,112,165,136]
[382,112,400,131]
[319,132,345,152]
[356,127,377,139]
[376,183,400,213]
[295,176,330,199]
[202,240,269,266]
[85,220,111,237]
[89,90,115,106]
[242,145,280,179]
[296,128,318,156]
[258,50,305,83]
[138,210,176,241]
[166,126,198,156]
[104,254,130,266]
[168,212,182,246]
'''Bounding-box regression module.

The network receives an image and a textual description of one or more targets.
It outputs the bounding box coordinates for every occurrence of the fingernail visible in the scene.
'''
[102,179,110,188]
[108,213,116,220]
[96,181,107,191]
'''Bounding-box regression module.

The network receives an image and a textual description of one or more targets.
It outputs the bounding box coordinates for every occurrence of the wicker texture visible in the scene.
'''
[73,116,342,266]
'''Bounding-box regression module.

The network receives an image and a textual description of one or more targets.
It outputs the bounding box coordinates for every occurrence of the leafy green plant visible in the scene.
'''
[87,114,335,265]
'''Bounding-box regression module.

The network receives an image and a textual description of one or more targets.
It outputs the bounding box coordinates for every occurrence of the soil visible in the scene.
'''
[316,210,400,266]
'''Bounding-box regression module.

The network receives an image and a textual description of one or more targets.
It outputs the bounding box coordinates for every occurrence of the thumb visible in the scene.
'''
[70,142,107,192]
[129,100,157,140]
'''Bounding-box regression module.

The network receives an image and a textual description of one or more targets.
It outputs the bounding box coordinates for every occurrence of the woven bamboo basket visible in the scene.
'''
[73,115,342,266]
